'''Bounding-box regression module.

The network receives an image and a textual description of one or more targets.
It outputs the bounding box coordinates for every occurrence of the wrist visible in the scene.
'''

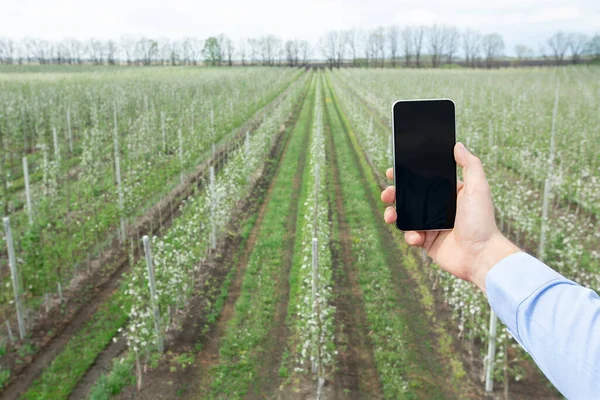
[470,232,520,293]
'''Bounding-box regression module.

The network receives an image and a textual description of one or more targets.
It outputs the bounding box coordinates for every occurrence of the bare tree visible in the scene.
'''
[320,31,338,69]
[291,40,300,65]
[588,33,600,60]
[373,27,386,67]
[136,38,158,66]
[462,29,481,67]
[33,39,50,64]
[387,25,400,67]
[0,38,15,64]
[515,44,533,65]
[364,30,374,67]
[412,26,425,67]
[88,39,106,64]
[285,40,296,67]
[238,39,247,66]
[224,37,235,66]
[547,31,570,65]
[481,33,504,68]
[299,40,311,66]
[55,41,65,64]
[401,27,414,67]
[247,38,259,65]
[335,34,346,68]
[428,25,445,67]
[345,29,360,66]
[63,38,81,64]
[569,32,589,64]
[259,35,280,66]
[269,35,281,65]
[538,43,549,60]
[259,36,268,65]
[120,36,136,65]
[22,38,35,64]
[182,38,201,65]
[277,43,285,66]
[157,38,176,65]
[106,40,118,65]
[167,40,181,66]
[445,27,459,64]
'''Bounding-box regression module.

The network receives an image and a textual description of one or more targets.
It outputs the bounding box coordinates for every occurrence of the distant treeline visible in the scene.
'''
[0,27,598,68]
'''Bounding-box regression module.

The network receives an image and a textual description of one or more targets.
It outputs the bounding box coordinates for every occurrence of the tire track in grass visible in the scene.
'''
[192,73,316,400]
[253,75,315,398]
[323,76,383,400]
[324,75,454,400]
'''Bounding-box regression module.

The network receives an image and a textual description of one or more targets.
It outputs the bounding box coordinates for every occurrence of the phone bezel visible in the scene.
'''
[391,98,457,232]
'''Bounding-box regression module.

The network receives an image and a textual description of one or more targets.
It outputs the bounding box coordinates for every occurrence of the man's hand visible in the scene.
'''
[381,142,520,292]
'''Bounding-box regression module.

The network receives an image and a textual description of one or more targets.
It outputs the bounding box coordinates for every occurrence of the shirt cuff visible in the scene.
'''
[486,252,564,344]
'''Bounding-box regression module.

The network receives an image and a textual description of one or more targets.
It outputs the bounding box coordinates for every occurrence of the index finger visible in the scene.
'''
[386,168,393,180]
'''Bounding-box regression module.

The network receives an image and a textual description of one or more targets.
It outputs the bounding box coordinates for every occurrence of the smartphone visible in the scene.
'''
[392,99,457,231]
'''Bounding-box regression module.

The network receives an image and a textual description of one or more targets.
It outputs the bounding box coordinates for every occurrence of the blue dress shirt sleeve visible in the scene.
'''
[486,251,600,400]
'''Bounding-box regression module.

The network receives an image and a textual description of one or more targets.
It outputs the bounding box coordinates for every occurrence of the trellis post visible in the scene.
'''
[4,217,26,339]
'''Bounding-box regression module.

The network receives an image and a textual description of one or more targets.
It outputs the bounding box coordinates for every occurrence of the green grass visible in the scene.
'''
[88,355,136,400]
[21,290,130,399]
[204,74,316,399]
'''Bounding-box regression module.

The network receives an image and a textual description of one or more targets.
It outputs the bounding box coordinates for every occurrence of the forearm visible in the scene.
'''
[486,252,600,399]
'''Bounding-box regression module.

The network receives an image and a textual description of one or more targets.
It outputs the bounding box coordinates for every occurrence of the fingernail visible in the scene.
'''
[457,142,469,154]
[384,207,391,219]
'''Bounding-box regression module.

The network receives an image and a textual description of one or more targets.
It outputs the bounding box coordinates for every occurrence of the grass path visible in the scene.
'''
[323,73,384,400]
[195,73,316,399]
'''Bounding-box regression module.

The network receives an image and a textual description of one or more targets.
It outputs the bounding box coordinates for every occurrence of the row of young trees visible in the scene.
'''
[0,28,598,68]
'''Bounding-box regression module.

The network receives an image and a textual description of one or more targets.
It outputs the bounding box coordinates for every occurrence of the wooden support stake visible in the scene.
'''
[485,309,498,392]
[178,128,184,184]
[210,166,216,250]
[6,320,13,343]
[311,237,319,374]
[114,105,126,243]
[161,111,166,153]
[67,108,73,154]
[245,130,250,155]
[22,157,33,225]
[4,217,25,339]
[142,235,164,352]
[52,127,60,159]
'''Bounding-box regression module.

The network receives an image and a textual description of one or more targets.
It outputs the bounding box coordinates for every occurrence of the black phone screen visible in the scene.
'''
[393,99,457,231]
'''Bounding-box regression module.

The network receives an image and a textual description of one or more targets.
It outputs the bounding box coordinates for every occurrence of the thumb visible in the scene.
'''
[454,142,486,185]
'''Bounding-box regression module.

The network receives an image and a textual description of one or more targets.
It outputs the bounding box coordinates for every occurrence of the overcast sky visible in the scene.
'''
[1,0,599,55]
